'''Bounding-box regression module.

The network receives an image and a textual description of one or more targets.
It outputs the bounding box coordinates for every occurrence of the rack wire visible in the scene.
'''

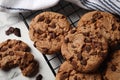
[19,0,88,77]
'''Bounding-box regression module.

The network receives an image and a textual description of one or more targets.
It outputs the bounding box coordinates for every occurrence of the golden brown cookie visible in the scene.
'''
[77,11,120,48]
[61,29,108,73]
[0,39,38,77]
[56,61,102,80]
[29,11,70,54]
[103,50,120,80]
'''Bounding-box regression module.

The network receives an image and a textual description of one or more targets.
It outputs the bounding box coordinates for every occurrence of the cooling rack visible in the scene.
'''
[19,0,88,77]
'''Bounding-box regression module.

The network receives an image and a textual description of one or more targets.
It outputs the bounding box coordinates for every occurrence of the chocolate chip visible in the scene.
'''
[14,28,21,37]
[24,47,30,52]
[64,38,69,43]
[38,16,45,22]
[112,24,117,31]
[60,72,69,80]
[77,53,83,60]
[81,59,87,65]
[9,51,14,56]
[91,18,96,23]
[0,47,7,52]
[49,32,56,39]
[69,57,73,62]
[83,32,89,36]
[42,48,49,53]
[71,61,78,69]
[35,30,43,35]
[111,65,117,71]
[61,15,65,19]
[45,19,51,24]
[92,13,103,20]
[36,74,43,80]
[85,45,91,52]
[49,23,56,28]
[70,29,76,34]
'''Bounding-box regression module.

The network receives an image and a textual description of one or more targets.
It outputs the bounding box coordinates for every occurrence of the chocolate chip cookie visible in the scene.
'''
[0,39,38,77]
[103,50,120,80]
[56,61,102,80]
[29,11,70,54]
[77,11,120,48]
[61,29,108,73]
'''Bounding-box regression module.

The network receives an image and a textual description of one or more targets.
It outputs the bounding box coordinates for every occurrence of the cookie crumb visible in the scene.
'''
[36,74,43,80]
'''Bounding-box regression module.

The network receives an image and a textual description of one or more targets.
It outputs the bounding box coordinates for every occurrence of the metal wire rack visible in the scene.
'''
[19,0,88,77]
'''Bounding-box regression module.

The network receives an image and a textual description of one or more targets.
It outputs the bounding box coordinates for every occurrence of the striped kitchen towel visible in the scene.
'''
[0,0,120,15]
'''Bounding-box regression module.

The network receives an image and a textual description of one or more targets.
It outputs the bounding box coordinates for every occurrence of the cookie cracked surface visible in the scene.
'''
[29,11,70,54]
[77,11,120,48]
[61,29,108,73]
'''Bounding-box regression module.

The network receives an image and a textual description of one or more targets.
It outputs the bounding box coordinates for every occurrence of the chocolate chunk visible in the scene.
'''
[9,51,14,56]
[35,30,43,35]
[24,47,30,52]
[85,45,91,52]
[64,38,69,43]
[70,29,76,34]
[77,53,83,60]
[38,16,45,22]
[111,65,117,71]
[0,47,7,52]
[49,32,56,39]
[61,15,65,19]
[36,74,43,80]
[112,24,117,31]
[14,28,21,37]
[71,61,78,69]
[5,27,15,35]
[69,57,73,62]
[83,32,89,36]
[45,19,51,24]
[9,27,15,32]
[60,72,69,80]
[81,59,87,65]
[91,18,96,23]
